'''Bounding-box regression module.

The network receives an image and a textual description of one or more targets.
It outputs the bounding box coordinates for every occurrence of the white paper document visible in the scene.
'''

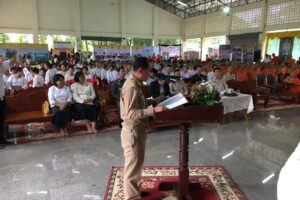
[158,93,188,109]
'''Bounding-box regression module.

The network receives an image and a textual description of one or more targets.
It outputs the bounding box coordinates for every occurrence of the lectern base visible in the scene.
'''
[158,181,201,200]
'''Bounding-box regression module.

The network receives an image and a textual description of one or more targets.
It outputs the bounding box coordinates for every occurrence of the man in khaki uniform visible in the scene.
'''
[120,57,165,200]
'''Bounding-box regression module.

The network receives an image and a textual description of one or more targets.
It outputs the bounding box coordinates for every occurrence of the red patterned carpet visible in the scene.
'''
[104,166,248,200]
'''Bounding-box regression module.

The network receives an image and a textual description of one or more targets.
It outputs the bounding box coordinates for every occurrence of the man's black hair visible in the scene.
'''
[31,67,39,74]
[133,57,149,71]
[117,66,125,72]
[213,67,221,72]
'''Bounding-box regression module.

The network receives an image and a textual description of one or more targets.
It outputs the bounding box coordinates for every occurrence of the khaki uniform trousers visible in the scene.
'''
[121,128,147,200]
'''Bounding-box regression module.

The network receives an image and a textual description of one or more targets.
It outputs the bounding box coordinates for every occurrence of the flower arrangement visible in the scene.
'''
[223,88,238,97]
[190,81,221,106]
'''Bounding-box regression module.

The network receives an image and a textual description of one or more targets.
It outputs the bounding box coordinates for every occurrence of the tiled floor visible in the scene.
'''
[0,108,299,200]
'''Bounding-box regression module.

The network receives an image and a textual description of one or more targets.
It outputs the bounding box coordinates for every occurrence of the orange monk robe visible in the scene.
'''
[271,68,277,77]
[221,68,228,77]
[289,77,300,85]
[262,68,269,76]
[232,67,238,75]
[249,69,259,80]
[237,69,249,81]
[207,66,213,72]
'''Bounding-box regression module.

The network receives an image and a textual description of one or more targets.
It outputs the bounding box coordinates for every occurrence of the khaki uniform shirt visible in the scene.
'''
[120,74,154,130]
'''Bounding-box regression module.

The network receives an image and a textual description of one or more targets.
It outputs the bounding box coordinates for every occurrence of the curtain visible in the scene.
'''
[267,38,280,55]
[292,37,300,60]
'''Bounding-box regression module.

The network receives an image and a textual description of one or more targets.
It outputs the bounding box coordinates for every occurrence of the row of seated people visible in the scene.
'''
[4,57,300,97]
[47,72,98,136]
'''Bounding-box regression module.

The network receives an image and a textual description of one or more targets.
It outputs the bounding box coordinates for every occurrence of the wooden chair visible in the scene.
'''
[227,79,269,108]
[277,83,300,103]
[4,87,52,126]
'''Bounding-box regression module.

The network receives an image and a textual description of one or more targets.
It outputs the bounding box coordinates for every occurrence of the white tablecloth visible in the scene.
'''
[221,93,254,114]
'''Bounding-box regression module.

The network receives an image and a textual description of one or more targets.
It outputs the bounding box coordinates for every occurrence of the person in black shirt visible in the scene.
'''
[277,65,290,84]
[111,66,126,112]
[192,65,207,83]
[150,74,171,98]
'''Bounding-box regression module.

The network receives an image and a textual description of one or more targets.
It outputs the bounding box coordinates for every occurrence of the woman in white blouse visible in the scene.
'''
[32,67,45,88]
[48,74,72,136]
[6,67,28,92]
[71,71,98,134]
[65,65,75,83]
[45,62,57,85]
[82,66,93,80]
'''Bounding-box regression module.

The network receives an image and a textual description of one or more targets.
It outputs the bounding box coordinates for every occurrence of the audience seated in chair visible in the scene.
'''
[83,66,93,80]
[191,65,207,83]
[146,68,158,85]
[211,67,228,93]
[150,74,171,98]
[180,65,192,79]
[277,65,290,84]
[48,74,72,136]
[106,64,118,83]
[222,66,237,81]
[32,67,45,88]
[111,66,126,112]
[285,69,300,86]
[65,65,75,83]
[45,62,57,85]
[6,67,28,93]
[237,66,249,81]
[71,71,98,134]
[169,69,188,96]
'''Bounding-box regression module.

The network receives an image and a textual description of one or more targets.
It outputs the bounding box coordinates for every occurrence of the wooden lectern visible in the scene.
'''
[154,104,224,199]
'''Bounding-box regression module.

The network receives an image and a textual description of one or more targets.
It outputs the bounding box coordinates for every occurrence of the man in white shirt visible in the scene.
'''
[0,51,17,146]
[263,54,271,63]
[94,63,102,79]
[89,64,97,78]
[180,65,192,79]
[106,65,118,83]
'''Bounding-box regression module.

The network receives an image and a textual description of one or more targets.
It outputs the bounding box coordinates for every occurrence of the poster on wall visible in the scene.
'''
[0,43,48,61]
[231,45,243,62]
[53,42,72,60]
[0,44,14,58]
[208,47,219,60]
[132,46,143,57]
[143,46,155,58]
[243,45,254,62]
[219,45,232,60]
[119,46,130,58]
[279,37,294,58]
[33,45,49,62]
[159,45,181,59]
[183,51,200,60]
[94,46,106,59]
[112,46,120,57]
[105,46,114,58]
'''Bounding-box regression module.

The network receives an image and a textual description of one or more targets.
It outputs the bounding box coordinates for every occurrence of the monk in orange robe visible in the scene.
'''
[237,67,249,81]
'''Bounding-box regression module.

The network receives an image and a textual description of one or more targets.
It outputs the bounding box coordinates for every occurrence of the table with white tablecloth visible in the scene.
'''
[221,93,254,115]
